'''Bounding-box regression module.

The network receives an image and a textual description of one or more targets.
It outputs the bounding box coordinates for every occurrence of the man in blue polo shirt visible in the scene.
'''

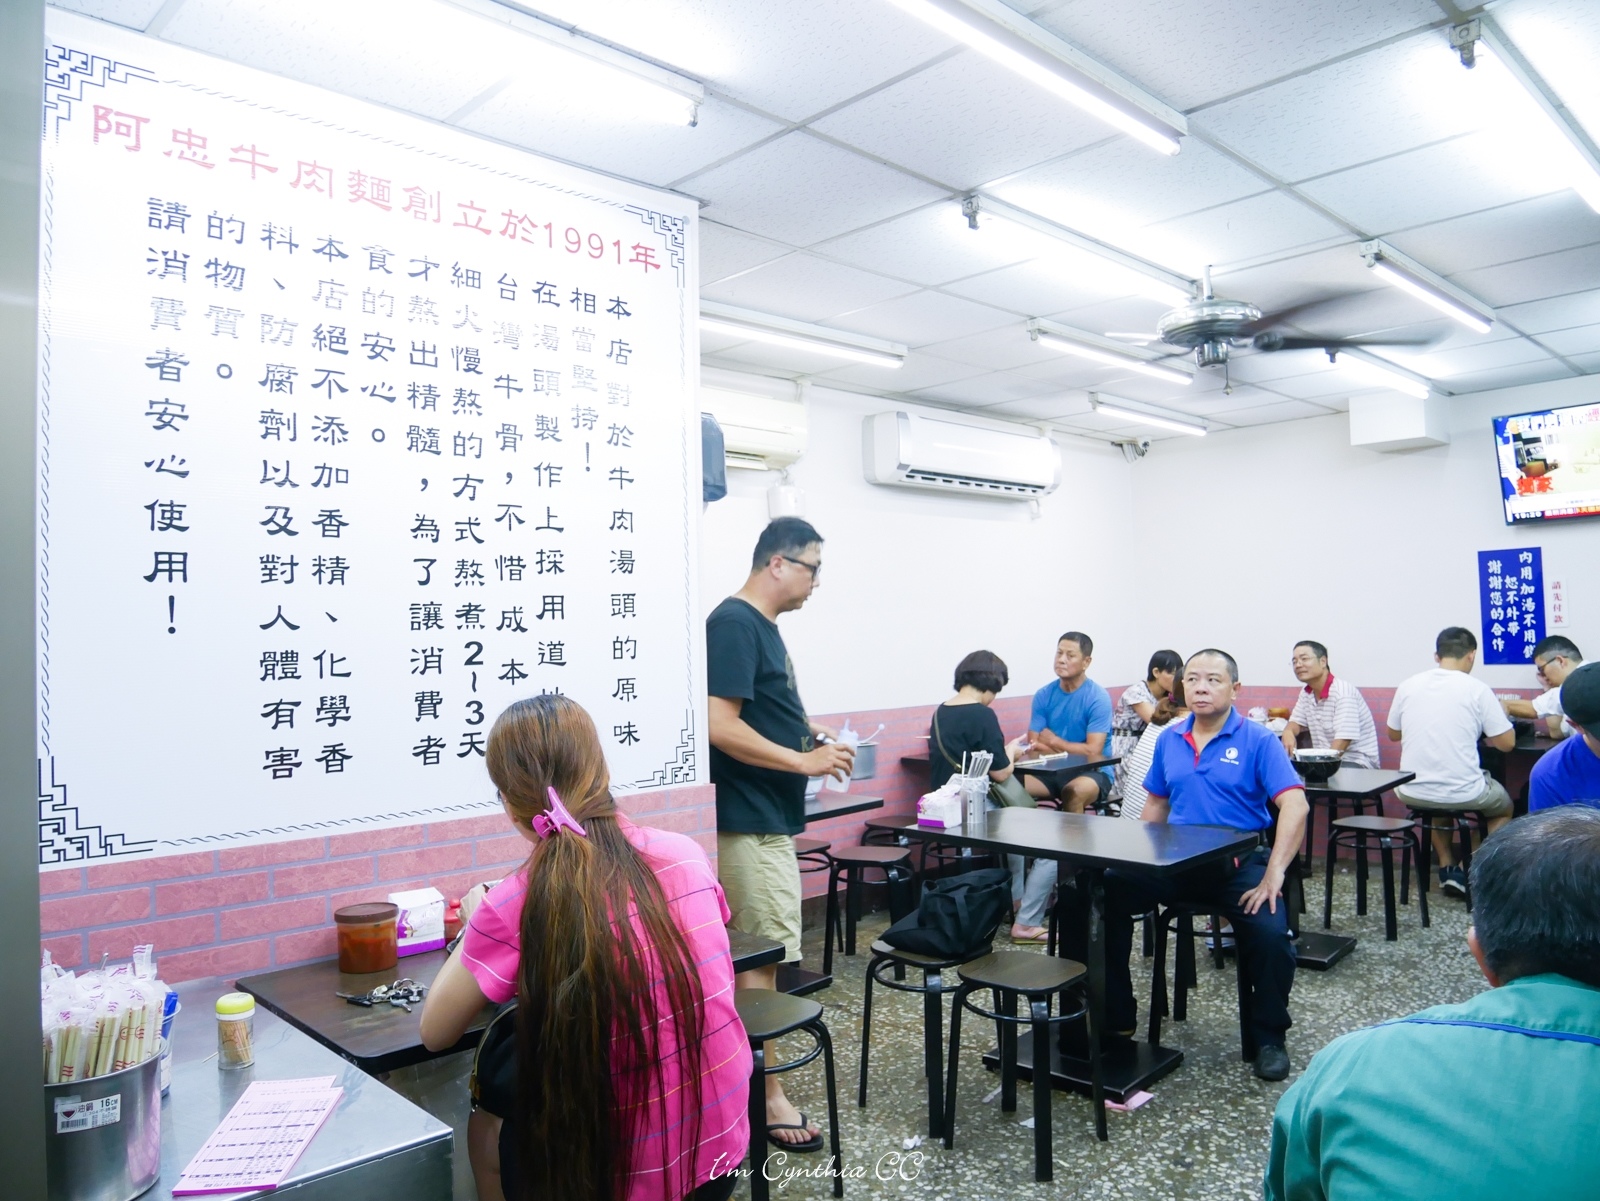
[1068,648,1310,1081]
[1529,662,1600,811]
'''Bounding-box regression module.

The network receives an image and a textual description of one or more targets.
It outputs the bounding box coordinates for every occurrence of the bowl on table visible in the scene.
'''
[1290,748,1343,784]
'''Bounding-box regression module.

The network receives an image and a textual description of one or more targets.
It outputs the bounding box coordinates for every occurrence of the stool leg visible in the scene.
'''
[1029,997,1053,1182]
[1413,814,1432,897]
[1147,912,1167,1046]
[845,867,861,957]
[943,986,968,1151]
[1235,943,1256,1062]
[824,867,841,977]
[1085,988,1107,1143]
[1379,836,1398,942]
[1414,830,1430,928]
[810,1020,843,1199]
[922,967,944,1140]
[1354,829,1369,916]
[1322,830,1338,929]
[1400,834,1411,905]
[857,959,875,1108]
[1174,915,1195,1022]
[1209,911,1226,970]
[999,991,1018,1114]
[748,1041,768,1201]
[1142,912,1154,959]
[888,864,914,922]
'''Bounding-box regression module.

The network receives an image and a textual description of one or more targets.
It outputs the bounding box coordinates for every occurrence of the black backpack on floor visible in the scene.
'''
[879,867,1012,958]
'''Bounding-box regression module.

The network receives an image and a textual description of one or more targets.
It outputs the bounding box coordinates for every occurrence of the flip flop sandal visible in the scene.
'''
[1010,928,1050,945]
[766,1112,824,1154]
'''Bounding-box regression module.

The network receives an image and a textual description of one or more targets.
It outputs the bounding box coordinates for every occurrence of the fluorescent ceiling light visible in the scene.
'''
[885,0,1185,154]
[1360,240,1495,335]
[1089,393,1206,436]
[1461,23,1600,215]
[700,302,907,368]
[446,0,705,125]
[1028,319,1193,385]
[964,196,1194,305]
[1333,350,1431,400]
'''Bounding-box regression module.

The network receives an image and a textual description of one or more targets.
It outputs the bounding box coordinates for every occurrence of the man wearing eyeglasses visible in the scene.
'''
[1502,635,1585,739]
[707,516,850,1152]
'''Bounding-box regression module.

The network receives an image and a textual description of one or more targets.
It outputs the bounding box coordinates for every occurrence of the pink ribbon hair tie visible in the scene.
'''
[530,786,587,840]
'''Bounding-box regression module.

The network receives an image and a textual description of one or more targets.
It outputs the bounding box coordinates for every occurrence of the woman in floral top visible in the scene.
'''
[1111,649,1182,801]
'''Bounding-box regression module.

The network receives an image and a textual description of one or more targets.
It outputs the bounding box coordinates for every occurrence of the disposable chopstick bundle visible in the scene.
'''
[42,944,171,1085]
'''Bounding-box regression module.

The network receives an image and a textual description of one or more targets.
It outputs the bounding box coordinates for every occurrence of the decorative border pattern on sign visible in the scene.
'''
[43,43,154,138]
[39,758,157,865]
[634,709,697,788]
[625,206,689,287]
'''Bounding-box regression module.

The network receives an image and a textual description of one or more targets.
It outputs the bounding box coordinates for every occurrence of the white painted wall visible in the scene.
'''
[698,375,1599,714]
[698,385,1134,715]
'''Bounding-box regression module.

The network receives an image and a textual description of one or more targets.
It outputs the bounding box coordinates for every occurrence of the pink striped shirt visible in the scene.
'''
[460,816,751,1199]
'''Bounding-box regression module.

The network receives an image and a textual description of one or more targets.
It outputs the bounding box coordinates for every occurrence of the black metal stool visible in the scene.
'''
[1300,792,1375,873]
[822,845,914,975]
[1325,815,1427,940]
[1406,806,1489,911]
[734,989,842,1201]
[858,936,994,1140]
[943,950,1105,1181]
[1149,901,1256,1061]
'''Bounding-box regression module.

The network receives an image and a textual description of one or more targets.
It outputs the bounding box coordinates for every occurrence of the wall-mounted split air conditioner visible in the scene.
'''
[699,386,808,471]
[862,411,1060,498]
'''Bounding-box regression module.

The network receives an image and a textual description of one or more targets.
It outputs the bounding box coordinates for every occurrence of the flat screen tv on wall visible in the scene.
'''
[1492,399,1600,524]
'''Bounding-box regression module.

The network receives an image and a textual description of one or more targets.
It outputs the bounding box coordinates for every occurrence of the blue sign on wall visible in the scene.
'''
[1478,548,1545,665]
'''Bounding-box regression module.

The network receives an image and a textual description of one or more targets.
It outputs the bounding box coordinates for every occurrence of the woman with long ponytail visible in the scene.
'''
[421,695,751,1201]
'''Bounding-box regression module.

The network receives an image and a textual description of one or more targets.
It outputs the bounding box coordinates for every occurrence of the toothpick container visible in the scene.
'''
[215,993,255,1070]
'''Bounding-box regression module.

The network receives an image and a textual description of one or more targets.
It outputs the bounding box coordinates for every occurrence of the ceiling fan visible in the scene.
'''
[1114,267,1433,390]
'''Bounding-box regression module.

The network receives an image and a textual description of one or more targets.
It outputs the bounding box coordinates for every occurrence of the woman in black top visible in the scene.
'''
[928,650,1028,791]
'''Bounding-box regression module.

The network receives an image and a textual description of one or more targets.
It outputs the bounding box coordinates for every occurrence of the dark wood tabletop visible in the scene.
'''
[238,931,788,1073]
[1012,751,1120,782]
[900,806,1259,874]
[804,793,885,823]
[1303,767,1416,801]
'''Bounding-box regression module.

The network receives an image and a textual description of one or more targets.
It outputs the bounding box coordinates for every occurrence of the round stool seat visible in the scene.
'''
[1332,815,1413,834]
[735,989,824,1042]
[793,836,831,856]
[867,938,989,970]
[829,844,911,865]
[957,949,1086,994]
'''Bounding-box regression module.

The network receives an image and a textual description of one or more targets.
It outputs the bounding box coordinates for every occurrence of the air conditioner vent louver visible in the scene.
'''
[863,411,1060,499]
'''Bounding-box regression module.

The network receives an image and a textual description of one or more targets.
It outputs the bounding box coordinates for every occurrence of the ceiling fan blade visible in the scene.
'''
[1252,333,1435,352]
[1235,295,1348,337]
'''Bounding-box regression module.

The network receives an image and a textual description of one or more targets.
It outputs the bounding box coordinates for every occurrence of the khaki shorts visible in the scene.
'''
[1396,773,1513,818]
[718,832,803,965]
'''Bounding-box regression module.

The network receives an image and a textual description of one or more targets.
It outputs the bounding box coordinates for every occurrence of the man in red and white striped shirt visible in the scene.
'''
[1280,641,1380,769]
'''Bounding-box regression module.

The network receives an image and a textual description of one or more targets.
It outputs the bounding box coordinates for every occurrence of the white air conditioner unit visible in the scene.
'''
[862,411,1060,498]
[699,386,807,470]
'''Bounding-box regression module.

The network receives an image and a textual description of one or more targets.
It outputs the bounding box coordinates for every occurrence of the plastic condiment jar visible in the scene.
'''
[334,901,400,974]
[216,992,256,1069]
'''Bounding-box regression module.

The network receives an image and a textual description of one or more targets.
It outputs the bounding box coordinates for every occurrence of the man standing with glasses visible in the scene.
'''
[707,517,851,1152]
[1502,635,1585,739]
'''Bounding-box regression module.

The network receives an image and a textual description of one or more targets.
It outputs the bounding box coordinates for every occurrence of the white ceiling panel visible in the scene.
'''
[459,89,781,188]
[979,394,1096,422]
[1230,358,1388,400]
[1564,352,1600,374]
[810,52,1109,191]
[1499,289,1600,335]
[161,0,525,121]
[700,339,872,376]
[1446,360,1578,392]
[523,0,953,121]
[1008,355,1199,401]
[1384,193,1600,277]
[683,132,946,245]
[1134,191,1348,275]
[821,290,1013,346]
[1452,243,1600,309]
[1194,33,1484,184]
[1397,338,1560,379]
[49,0,165,28]
[1207,244,1372,317]
[1525,323,1600,358]
[986,138,1268,247]
[940,260,1152,319]
[699,253,916,322]
[808,350,986,393]
[700,222,794,285]
[923,323,1070,372]
[1205,399,1339,426]
[910,372,1063,407]
[1036,0,1440,111]
[1495,0,1600,136]
[813,203,1032,287]
[1046,295,1191,338]
[1296,130,1574,235]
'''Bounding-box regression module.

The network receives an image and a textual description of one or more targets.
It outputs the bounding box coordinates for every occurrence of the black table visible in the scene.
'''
[239,931,788,1073]
[1297,768,1416,970]
[900,809,1260,1115]
[804,793,885,823]
[1014,752,1120,806]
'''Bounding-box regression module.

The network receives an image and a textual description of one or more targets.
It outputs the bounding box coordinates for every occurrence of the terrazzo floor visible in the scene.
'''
[386,860,1487,1200]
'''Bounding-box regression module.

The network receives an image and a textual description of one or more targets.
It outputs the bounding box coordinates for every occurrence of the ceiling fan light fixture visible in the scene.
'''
[1030,322,1194,385]
[1089,392,1206,436]
[887,0,1186,154]
[1360,240,1495,334]
[700,302,907,368]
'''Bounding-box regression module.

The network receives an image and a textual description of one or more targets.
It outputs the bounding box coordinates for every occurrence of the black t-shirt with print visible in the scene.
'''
[707,597,812,835]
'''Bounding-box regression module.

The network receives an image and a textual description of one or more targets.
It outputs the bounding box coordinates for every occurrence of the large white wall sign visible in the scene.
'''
[38,10,702,864]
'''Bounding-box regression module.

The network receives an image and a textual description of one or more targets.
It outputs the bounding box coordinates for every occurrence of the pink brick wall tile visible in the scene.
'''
[327,884,406,914]
[156,872,270,915]
[273,927,338,965]
[219,837,328,871]
[425,814,506,842]
[42,934,85,969]
[41,888,151,934]
[86,851,217,889]
[160,940,272,984]
[88,914,217,961]
[376,844,474,882]
[473,834,530,868]
[220,897,328,941]
[40,868,84,896]
[273,857,375,897]
[328,826,429,857]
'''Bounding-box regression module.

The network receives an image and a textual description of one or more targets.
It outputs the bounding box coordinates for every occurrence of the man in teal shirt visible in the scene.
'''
[1266,806,1600,1200]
